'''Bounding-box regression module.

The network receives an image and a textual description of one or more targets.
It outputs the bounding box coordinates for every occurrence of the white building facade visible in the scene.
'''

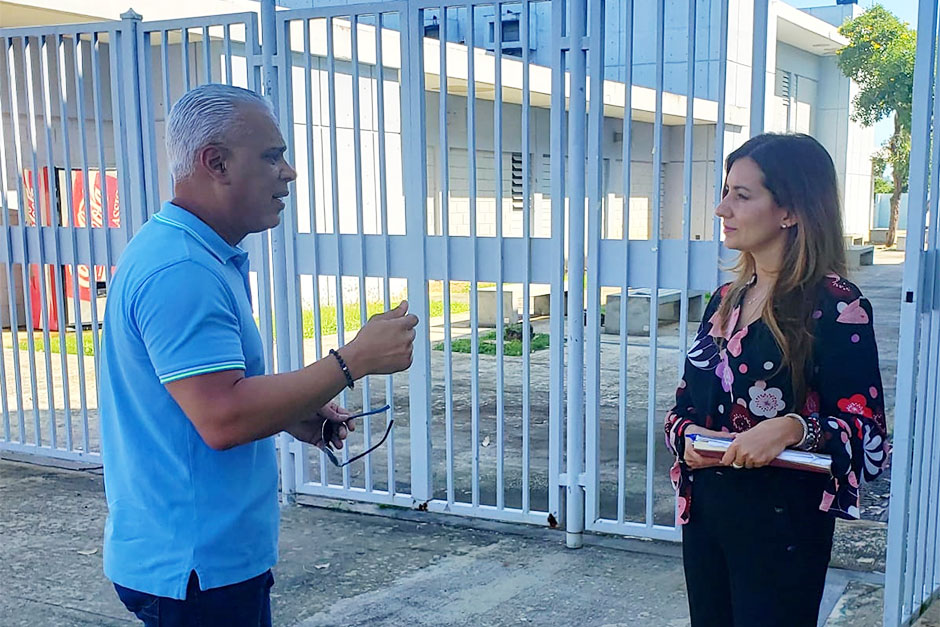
[1,0,876,245]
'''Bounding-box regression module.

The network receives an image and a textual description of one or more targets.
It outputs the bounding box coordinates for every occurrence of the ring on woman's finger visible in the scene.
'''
[731,462,743,469]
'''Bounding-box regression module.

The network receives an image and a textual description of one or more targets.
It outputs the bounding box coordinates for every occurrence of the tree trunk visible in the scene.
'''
[888,165,901,248]
[886,117,902,248]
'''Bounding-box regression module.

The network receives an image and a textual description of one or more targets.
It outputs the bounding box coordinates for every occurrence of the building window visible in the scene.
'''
[486,10,533,58]
[775,70,792,131]
[511,152,524,211]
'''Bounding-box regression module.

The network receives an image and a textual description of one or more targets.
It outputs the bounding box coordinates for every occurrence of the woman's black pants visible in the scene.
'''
[682,466,836,627]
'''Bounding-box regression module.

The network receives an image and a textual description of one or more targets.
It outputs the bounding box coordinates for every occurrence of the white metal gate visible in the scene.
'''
[883,0,940,624]
[0,0,736,541]
[268,0,731,540]
[272,0,567,526]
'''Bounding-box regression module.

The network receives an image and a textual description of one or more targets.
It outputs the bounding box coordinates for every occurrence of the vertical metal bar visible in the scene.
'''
[326,15,350,487]
[2,37,29,444]
[303,17,325,489]
[678,0,698,368]
[923,36,940,597]
[713,0,729,243]
[466,1,481,508]
[547,0,565,525]
[202,25,212,84]
[0,40,17,443]
[14,38,42,445]
[911,20,940,608]
[493,0,506,511]
[55,34,87,453]
[749,0,769,135]
[402,4,433,506]
[115,16,143,267]
[261,0,297,502]
[439,4,455,506]
[135,28,159,222]
[161,30,174,193]
[520,0,531,515]
[73,35,98,452]
[584,0,605,528]
[275,13,306,495]
[224,24,234,85]
[246,15,260,94]
[919,312,940,603]
[908,302,931,611]
[22,35,57,447]
[301,19,327,485]
[350,13,375,491]
[914,220,940,609]
[565,0,588,549]
[617,0,635,525]
[374,11,397,496]
[90,32,114,405]
[906,281,934,613]
[37,33,71,450]
[645,0,666,528]
[180,27,191,92]
[884,0,939,623]
[244,14,277,425]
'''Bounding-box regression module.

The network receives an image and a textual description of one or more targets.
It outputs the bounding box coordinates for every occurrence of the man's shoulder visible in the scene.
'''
[118,220,224,289]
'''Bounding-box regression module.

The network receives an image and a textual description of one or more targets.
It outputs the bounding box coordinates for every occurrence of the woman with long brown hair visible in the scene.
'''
[664,133,889,626]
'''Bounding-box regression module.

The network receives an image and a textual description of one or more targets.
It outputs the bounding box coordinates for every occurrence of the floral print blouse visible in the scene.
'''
[664,273,890,525]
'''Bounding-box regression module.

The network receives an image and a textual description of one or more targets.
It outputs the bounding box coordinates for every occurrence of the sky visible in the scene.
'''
[783,0,919,149]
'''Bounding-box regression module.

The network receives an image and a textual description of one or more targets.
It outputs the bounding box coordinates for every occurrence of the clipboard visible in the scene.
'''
[687,433,831,474]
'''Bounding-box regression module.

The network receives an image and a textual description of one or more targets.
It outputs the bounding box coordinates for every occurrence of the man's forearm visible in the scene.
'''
[172,346,363,450]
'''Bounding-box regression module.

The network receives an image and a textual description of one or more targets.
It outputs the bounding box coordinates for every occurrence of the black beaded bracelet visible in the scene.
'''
[329,348,355,389]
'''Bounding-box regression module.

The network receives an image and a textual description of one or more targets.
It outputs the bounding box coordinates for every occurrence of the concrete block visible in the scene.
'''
[532,293,551,317]
[477,286,516,326]
[846,244,874,271]
[603,289,705,336]
[869,228,888,245]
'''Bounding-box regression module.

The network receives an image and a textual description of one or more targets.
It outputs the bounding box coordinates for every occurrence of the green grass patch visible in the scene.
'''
[434,328,550,356]
[15,331,98,356]
[429,300,470,318]
[301,299,470,339]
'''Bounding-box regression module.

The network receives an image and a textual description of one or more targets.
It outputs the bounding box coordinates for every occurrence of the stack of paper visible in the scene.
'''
[687,433,831,474]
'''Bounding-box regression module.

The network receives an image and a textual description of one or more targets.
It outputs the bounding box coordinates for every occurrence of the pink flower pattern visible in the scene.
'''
[664,275,889,525]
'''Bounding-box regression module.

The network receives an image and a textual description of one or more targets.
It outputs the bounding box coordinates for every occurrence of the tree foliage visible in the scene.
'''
[837,5,915,247]
[837,5,916,132]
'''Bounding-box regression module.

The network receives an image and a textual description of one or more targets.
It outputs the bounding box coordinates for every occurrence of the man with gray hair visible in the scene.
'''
[99,83,418,625]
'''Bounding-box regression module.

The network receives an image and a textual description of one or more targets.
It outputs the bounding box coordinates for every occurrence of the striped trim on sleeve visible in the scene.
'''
[158,361,246,384]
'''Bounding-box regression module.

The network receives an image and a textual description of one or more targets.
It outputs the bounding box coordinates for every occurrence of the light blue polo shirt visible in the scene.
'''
[99,202,278,600]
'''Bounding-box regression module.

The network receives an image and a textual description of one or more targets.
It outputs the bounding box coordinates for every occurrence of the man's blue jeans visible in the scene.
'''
[113,570,274,626]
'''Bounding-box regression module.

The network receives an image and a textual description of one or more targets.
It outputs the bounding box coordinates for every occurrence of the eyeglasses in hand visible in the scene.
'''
[319,404,393,468]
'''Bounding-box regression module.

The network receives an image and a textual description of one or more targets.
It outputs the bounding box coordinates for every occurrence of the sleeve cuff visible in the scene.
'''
[159,361,246,384]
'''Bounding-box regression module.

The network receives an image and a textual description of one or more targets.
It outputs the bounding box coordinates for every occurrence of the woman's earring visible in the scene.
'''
[781,223,790,229]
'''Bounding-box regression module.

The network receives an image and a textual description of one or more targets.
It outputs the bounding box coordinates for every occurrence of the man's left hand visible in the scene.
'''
[286,402,355,449]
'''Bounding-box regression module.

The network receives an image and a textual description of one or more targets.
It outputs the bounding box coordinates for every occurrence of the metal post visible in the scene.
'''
[884,0,940,623]
[749,0,769,135]
[120,12,146,244]
[402,5,433,506]
[260,0,297,503]
[565,0,588,550]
